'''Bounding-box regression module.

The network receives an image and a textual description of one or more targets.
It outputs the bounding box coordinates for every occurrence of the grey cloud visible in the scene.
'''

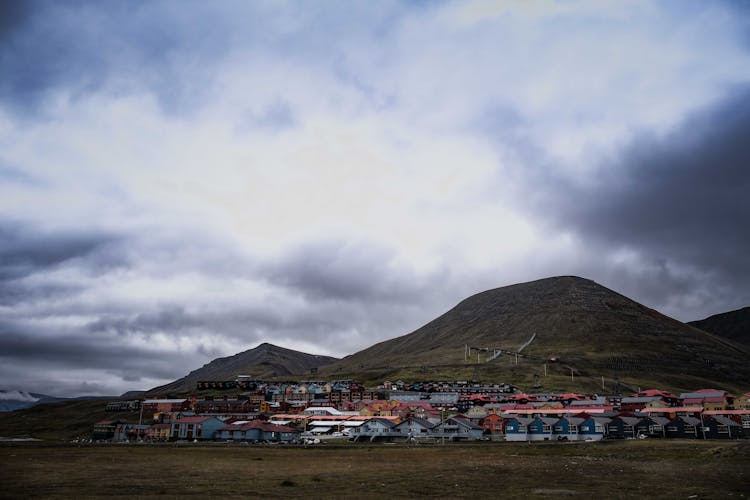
[0,1,229,116]
[528,86,750,318]
[264,239,440,303]
[0,220,122,281]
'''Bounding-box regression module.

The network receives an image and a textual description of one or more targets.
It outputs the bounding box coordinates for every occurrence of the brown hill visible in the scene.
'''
[148,343,338,395]
[689,307,750,347]
[322,276,750,393]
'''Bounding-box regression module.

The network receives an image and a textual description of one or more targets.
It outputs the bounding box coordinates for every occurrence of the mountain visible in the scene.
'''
[322,276,750,393]
[689,307,750,347]
[148,343,339,395]
[0,391,66,412]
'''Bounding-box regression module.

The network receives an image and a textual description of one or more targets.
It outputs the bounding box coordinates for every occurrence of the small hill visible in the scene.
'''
[322,276,750,393]
[689,307,750,347]
[0,391,66,412]
[148,343,338,395]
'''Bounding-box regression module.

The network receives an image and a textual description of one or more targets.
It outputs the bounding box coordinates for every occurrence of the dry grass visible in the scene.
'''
[1,440,748,498]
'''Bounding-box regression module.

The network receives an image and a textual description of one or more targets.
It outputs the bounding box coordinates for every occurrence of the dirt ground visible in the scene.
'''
[1,439,748,499]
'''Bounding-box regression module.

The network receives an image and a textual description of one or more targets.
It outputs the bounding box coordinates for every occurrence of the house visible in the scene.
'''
[606,416,640,439]
[679,389,734,411]
[552,417,582,440]
[352,417,397,442]
[465,405,488,423]
[218,420,300,442]
[481,413,505,434]
[665,416,702,439]
[92,420,121,440]
[113,423,150,441]
[734,392,750,410]
[392,402,441,421]
[194,398,252,414]
[703,415,743,439]
[634,416,670,438]
[170,416,225,441]
[620,396,664,412]
[433,417,483,441]
[393,417,436,441]
[504,416,555,441]
[504,417,531,441]
[146,423,172,441]
[633,389,680,406]
[576,416,609,441]
[142,399,191,413]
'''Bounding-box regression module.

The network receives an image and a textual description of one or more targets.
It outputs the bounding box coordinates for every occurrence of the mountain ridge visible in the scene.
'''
[148,342,338,395]
[689,307,750,347]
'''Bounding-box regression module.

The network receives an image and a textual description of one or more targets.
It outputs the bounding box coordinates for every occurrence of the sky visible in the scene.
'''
[1,0,749,397]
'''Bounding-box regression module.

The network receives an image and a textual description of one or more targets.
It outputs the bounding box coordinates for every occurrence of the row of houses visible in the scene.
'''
[132,388,749,422]
[503,413,745,441]
[94,410,746,443]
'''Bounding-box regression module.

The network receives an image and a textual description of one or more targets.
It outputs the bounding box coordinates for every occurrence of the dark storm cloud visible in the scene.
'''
[0,219,122,281]
[533,86,750,315]
[0,320,177,379]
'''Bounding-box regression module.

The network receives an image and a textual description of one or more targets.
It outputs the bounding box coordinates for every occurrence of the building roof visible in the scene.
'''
[621,396,660,404]
[636,389,677,399]
[504,408,609,415]
[173,416,215,424]
[672,416,702,425]
[636,415,670,425]
[394,417,435,430]
[708,415,740,426]
[704,409,750,415]
[642,406,703,414]
[679,391,726,400]
[560,417,585,425]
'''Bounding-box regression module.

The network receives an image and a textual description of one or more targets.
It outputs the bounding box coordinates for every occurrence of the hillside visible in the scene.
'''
[689,307,750,347]
[148,343,338,395]
[322,276,750,393]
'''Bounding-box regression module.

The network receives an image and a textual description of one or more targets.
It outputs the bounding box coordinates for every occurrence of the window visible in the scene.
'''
[717,425,729,434]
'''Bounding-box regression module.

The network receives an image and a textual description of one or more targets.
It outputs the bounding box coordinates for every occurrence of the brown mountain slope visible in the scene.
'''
[689,307,750,347]
[148,343,338,395]
[322,276,750,393]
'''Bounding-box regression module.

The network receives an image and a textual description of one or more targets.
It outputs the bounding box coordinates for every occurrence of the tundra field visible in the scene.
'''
[1,440,748,498]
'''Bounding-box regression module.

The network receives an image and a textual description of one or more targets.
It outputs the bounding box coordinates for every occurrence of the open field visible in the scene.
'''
[1,440,748,498]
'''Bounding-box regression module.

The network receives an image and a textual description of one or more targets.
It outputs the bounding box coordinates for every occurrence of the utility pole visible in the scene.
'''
[544,364,547,377]
[570,368,574,383]
[601,376,605,391]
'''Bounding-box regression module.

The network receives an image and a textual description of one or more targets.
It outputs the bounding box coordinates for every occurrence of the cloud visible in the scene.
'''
[0,220,121,281]
[0,390,39,402]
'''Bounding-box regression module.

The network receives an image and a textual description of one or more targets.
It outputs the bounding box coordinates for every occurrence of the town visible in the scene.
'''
[93,378,750,444]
